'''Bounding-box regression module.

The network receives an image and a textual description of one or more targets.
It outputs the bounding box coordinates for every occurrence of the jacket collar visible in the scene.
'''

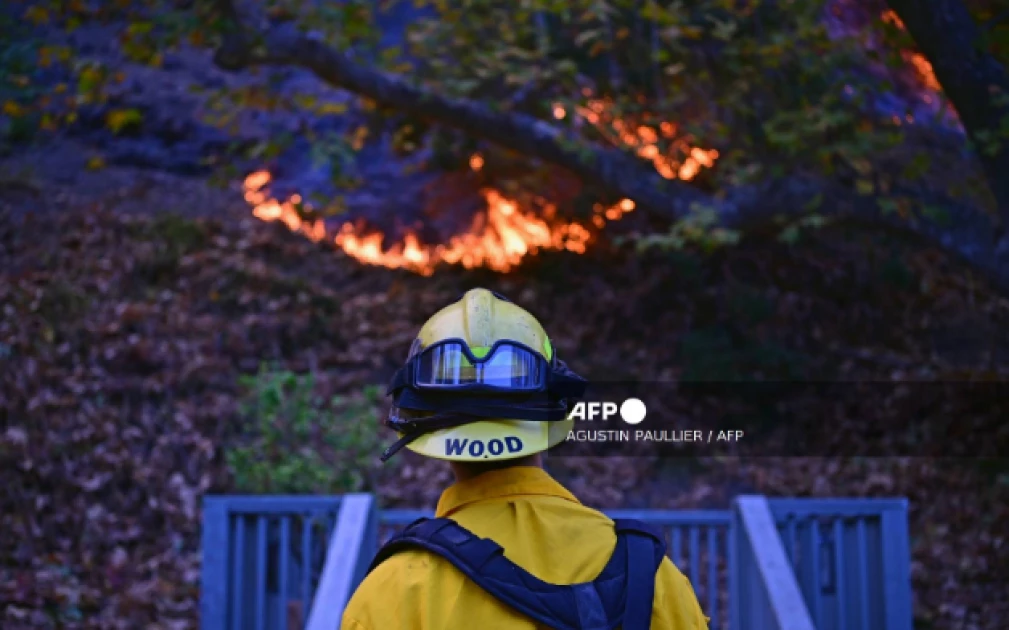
[435,466,581,517]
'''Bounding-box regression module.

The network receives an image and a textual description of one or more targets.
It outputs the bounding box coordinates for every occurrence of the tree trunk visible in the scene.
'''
[885,0,1009,225]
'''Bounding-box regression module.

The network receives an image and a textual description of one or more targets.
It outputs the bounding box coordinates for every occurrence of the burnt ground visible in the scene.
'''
[1,145,1008,629]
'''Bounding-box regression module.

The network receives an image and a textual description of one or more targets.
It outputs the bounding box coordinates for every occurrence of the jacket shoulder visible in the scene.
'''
[342,548,462,630]
[359,546,445,589]
[651,557,711,629]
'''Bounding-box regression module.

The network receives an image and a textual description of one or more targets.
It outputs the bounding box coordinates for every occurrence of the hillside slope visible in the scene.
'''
[1,155,1007,627]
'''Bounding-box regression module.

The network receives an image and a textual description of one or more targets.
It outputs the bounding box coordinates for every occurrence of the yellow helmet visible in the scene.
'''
[382,288,586,462]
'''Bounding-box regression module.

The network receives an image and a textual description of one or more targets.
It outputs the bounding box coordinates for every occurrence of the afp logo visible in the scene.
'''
[568,398,647,425]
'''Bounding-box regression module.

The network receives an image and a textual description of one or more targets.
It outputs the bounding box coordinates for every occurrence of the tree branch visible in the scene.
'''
[211,2,1009,293]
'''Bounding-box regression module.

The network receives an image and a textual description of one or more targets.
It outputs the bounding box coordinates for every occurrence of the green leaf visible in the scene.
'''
[902,153,931,180]
[226,368,390,494]
[106,108,143,134]
[877,197,899,215]
[126,21,154,36]
[778,224,800,245]
[920,204,951,226]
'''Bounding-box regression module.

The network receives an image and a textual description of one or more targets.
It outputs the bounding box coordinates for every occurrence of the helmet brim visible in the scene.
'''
[403,418,574,462]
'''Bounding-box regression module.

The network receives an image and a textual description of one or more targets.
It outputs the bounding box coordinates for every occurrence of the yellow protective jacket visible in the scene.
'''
[341,466,710,629]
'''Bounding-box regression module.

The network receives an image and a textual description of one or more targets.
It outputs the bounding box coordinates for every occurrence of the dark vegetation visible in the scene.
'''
[2,196,1007,628]
[2,0,1009,627]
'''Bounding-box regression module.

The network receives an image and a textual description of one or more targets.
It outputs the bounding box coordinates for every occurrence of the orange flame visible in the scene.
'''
[566,98,719,181]
[902,52,941,92]
[242,171,634,276]
[881,9,904,29]
[243,95,718,275]
[244,172,327,242]
[881,10,942,92]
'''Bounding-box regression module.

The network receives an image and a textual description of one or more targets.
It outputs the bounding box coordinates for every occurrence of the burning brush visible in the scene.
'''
[242,98,721,276]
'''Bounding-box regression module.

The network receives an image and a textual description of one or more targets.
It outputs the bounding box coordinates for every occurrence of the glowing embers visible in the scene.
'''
[242,171,635,276]
[881,10,942,93]
[554,95,720,182]
[239,92,717,275]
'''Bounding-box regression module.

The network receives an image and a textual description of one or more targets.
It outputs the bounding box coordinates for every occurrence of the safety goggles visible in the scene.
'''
[390,338,583,395]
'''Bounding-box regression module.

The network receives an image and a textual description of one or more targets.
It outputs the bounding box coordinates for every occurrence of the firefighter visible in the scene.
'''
[341,288,709,629]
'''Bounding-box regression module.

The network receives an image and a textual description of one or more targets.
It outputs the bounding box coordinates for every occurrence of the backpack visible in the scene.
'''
[366,517,667,630]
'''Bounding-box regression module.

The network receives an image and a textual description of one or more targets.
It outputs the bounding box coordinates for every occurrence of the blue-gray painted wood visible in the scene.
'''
[255,516,268,630]
[203,496,349,513]
[734,496,816,630]
[671,526,683,567]
[768,498,913,630]
[201,498,229,629]
[727,512,739,630]
[200,496,344,630]
[856,518,871,630]
[278,517,291,630]
[202,495,914,630]
[305,494,376,630]
[881,503,914,630]
[300,514,314,630]
[707,528,718,629]
[232,514,246,630]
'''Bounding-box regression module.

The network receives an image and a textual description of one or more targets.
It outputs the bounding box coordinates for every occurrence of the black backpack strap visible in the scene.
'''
[368,517,504,576]
[370,518,592,629]
[368,517,666,630]
[614,519,667,630]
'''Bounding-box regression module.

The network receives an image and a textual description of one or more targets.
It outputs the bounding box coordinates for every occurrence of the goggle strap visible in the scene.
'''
[381,412,492,462]
[546,360,588,398]
[393,388,574,421]
[387,364,413,396]
[380,434,415,462]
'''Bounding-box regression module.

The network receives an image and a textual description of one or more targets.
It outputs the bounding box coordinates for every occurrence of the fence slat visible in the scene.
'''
[305,494,375,630]
[807,518,823,627]
[232,515,245,630]
[201,498,229,630]
[785,518,796,567]
[202,496,913,630]
[671,527,682,568]
[255,517,267,630]
[689,526,700,589]
[734,496,816,630]
[881,504,914,630]
[727,515,738,630]
[707,527,718,629]
[857,518,870,630]
[301,515,313,630]
[834,518,846,630]
[278,517,291,630]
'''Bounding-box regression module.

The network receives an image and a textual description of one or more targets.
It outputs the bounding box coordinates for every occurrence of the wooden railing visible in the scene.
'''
[200,495,912,630]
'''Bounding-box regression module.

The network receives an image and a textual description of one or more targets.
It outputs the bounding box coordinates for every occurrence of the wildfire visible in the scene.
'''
[903,52,941,92]
[242,171,633,276]
[881,10,942,92]
[244,171,326,242]
[243,95,719,275]
[558,99,720,181]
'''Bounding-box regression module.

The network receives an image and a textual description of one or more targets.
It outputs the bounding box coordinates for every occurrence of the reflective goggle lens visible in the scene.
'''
[414,342,543,390]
